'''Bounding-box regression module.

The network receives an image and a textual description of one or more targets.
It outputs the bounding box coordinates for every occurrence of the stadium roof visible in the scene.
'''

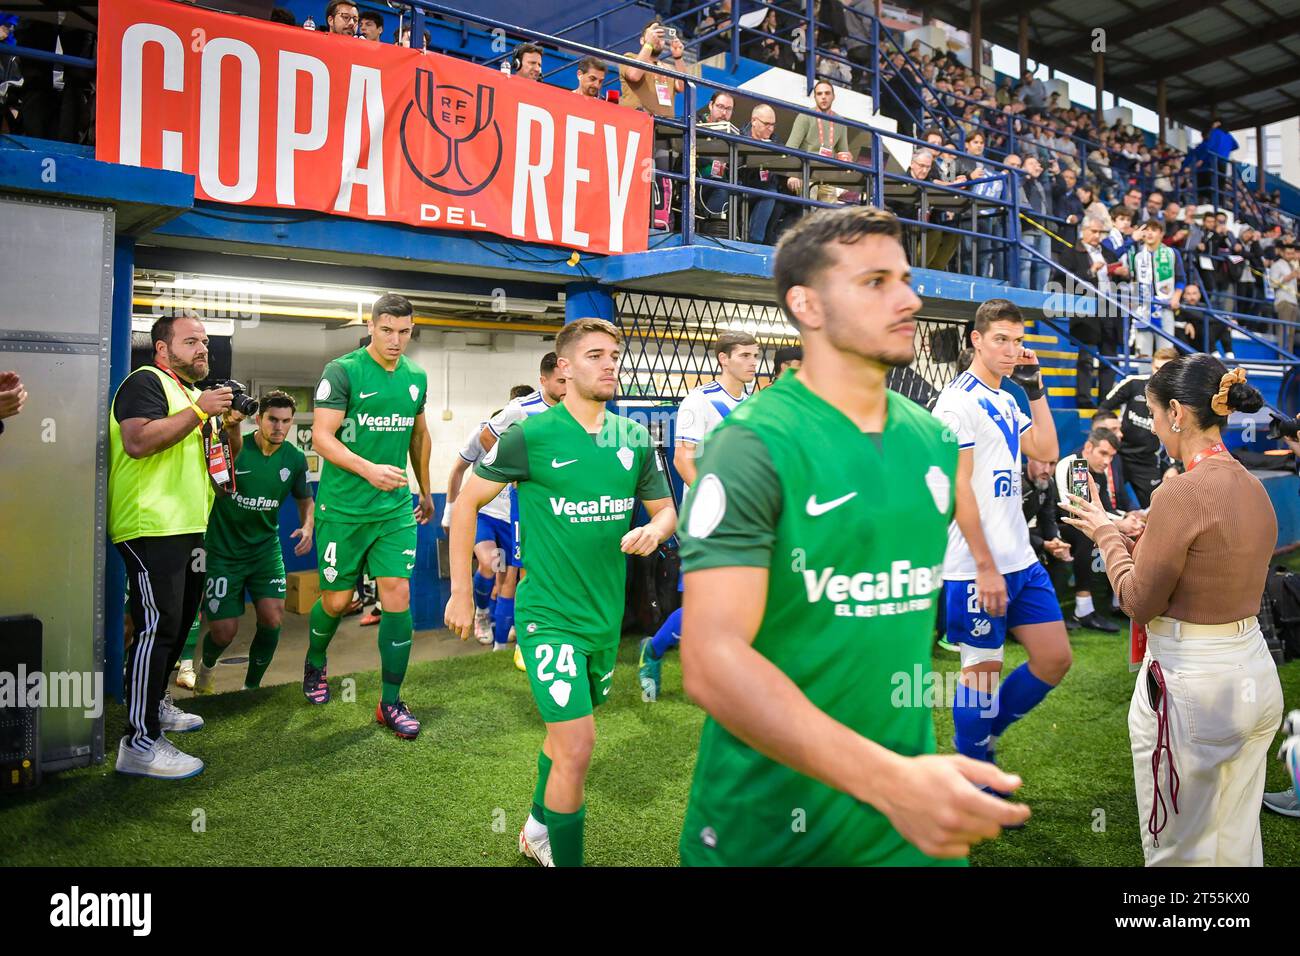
[917,0,1300,132]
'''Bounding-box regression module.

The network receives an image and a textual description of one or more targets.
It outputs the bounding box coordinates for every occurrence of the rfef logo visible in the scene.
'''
[400,68,503,196]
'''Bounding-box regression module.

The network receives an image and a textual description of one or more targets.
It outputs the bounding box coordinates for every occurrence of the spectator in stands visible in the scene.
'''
[621,21,687,118]
[1163,203,1190,250]
[397,25,430,49]
[1017,69,1047,110]
[513,44,544,81]
[1052,166,1084,249]
[572,57,606,99]
[1268,242,1300,355]
[881,52,922,136]
[786,80,852,162]
[1055,427,1140,632]
[0,14,20,135]
[358,10,383,41]
[1018,154,1053,291]
[1142,190,1165,225]
[12,13,93,143]
[698,91,737,216]
[1236,226,1266,323]
[747,10,795,72]
[840,0,873,75]
[739,104,801,245]
[996,75,1014,107]
[1062,216,1126,407]
[325,1,359,36]
[1022,457,1071,593]
[269,8,296,25]
[1104,205,1135,258]
[1174,282,1232,358]
[1206,216,1244,315]
[818,42,854,87]
[1124,219,1185,360]
[697,0,733,59]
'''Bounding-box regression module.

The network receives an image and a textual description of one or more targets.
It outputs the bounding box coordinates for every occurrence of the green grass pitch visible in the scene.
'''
[3,626,1298,866]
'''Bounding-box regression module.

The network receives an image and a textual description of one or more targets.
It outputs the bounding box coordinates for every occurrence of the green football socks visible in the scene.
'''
[244,625,280,688]
[306,599,341,668]
[378,609,413,704]
[532,751,552,823]
[545,803,586,867]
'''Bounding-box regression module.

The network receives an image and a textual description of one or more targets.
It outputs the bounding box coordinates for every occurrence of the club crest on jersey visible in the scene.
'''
[617,447,634,470]
[409,384,420,402]
[549,679,571,707]
[992,469,1017,498]
[279,467,291,482]
[925,466,951,513]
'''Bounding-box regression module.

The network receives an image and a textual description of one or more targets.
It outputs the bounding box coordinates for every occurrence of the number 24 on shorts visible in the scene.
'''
[534,644,577,682]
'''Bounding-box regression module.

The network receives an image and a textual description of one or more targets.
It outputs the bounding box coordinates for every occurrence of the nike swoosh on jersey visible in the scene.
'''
[805,492,858,516]
[551,458,578,468]
[392,639,412,648]
[235,470,252,475]
[359,390,379,399]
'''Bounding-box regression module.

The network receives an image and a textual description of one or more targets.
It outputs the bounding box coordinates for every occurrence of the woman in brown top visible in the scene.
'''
[1061,355,1284,866]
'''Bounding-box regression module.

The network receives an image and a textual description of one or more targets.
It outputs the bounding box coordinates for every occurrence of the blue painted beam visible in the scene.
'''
[0,139,194,230]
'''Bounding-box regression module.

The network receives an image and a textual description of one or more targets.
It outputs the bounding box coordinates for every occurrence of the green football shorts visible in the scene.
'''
[203,545,287,620]
[521,631,618,723]
[315,513,417,591]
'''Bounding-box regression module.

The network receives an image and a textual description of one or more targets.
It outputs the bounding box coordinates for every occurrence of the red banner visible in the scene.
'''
[96,0,653,255]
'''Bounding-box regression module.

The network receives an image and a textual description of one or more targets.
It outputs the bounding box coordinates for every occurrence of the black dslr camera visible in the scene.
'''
[209,379,259,417]
[1267,414,1300,442]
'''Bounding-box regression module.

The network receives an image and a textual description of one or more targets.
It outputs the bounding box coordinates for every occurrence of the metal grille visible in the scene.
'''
[614,290,967,410]
[614,293,799,400]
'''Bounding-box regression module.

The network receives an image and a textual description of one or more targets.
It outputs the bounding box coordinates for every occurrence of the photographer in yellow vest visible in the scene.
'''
[108,312,244,780]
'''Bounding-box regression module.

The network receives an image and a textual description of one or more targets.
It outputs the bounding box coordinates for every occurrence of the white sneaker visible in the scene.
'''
[159,692,204,732]
[518,817,554,867]
[115,735,204,779]
[176,659,196,690]
[474,608,494,645]
[1262,788,1300,817]
[193,658,217,695]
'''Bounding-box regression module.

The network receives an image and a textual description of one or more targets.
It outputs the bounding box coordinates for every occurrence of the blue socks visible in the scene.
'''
[473,571,494,611]
[952,683,996,762]
[648,607,683,659]
[953,664,1056,763]
[989,663,1054,739]
[494,596,515,646]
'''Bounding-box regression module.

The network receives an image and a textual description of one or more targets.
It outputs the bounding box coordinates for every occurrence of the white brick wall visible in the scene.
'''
[229,319,553,492]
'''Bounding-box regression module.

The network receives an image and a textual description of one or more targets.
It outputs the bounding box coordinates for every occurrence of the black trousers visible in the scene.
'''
[116,533,205,750]
[1120,450,1163,510]
[1071,313,1120,407]
[1061,522,1102,596]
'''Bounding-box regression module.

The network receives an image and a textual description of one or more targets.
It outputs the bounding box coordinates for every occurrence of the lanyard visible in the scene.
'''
[815,114,835,150]
[158,365,236,492]
[1186,441,1226,471]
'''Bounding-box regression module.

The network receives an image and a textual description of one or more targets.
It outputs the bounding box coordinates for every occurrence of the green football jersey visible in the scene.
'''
[314,347,427,525]
[475,402,670,651]
[677,374,960,867]
[205,437,310,559]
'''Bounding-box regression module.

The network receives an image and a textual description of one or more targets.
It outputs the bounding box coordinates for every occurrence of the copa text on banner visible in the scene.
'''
[96,0,653,255]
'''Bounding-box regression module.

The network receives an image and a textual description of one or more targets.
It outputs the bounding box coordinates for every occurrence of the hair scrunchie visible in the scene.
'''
[1210,367,1247,416]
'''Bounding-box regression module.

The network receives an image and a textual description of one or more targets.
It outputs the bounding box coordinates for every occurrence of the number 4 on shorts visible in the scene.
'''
[323,541,337,566]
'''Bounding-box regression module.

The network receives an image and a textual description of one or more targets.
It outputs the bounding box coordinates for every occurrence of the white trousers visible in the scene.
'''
[1129,620,1283,866]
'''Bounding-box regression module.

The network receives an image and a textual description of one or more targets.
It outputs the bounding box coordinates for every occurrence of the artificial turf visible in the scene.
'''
[3,624,1298,867]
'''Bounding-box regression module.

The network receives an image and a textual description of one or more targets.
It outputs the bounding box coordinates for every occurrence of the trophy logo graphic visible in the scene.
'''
[400,68,503,196]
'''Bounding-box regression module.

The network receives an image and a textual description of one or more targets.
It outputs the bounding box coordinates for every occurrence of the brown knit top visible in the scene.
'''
[1094,454,1278,626]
